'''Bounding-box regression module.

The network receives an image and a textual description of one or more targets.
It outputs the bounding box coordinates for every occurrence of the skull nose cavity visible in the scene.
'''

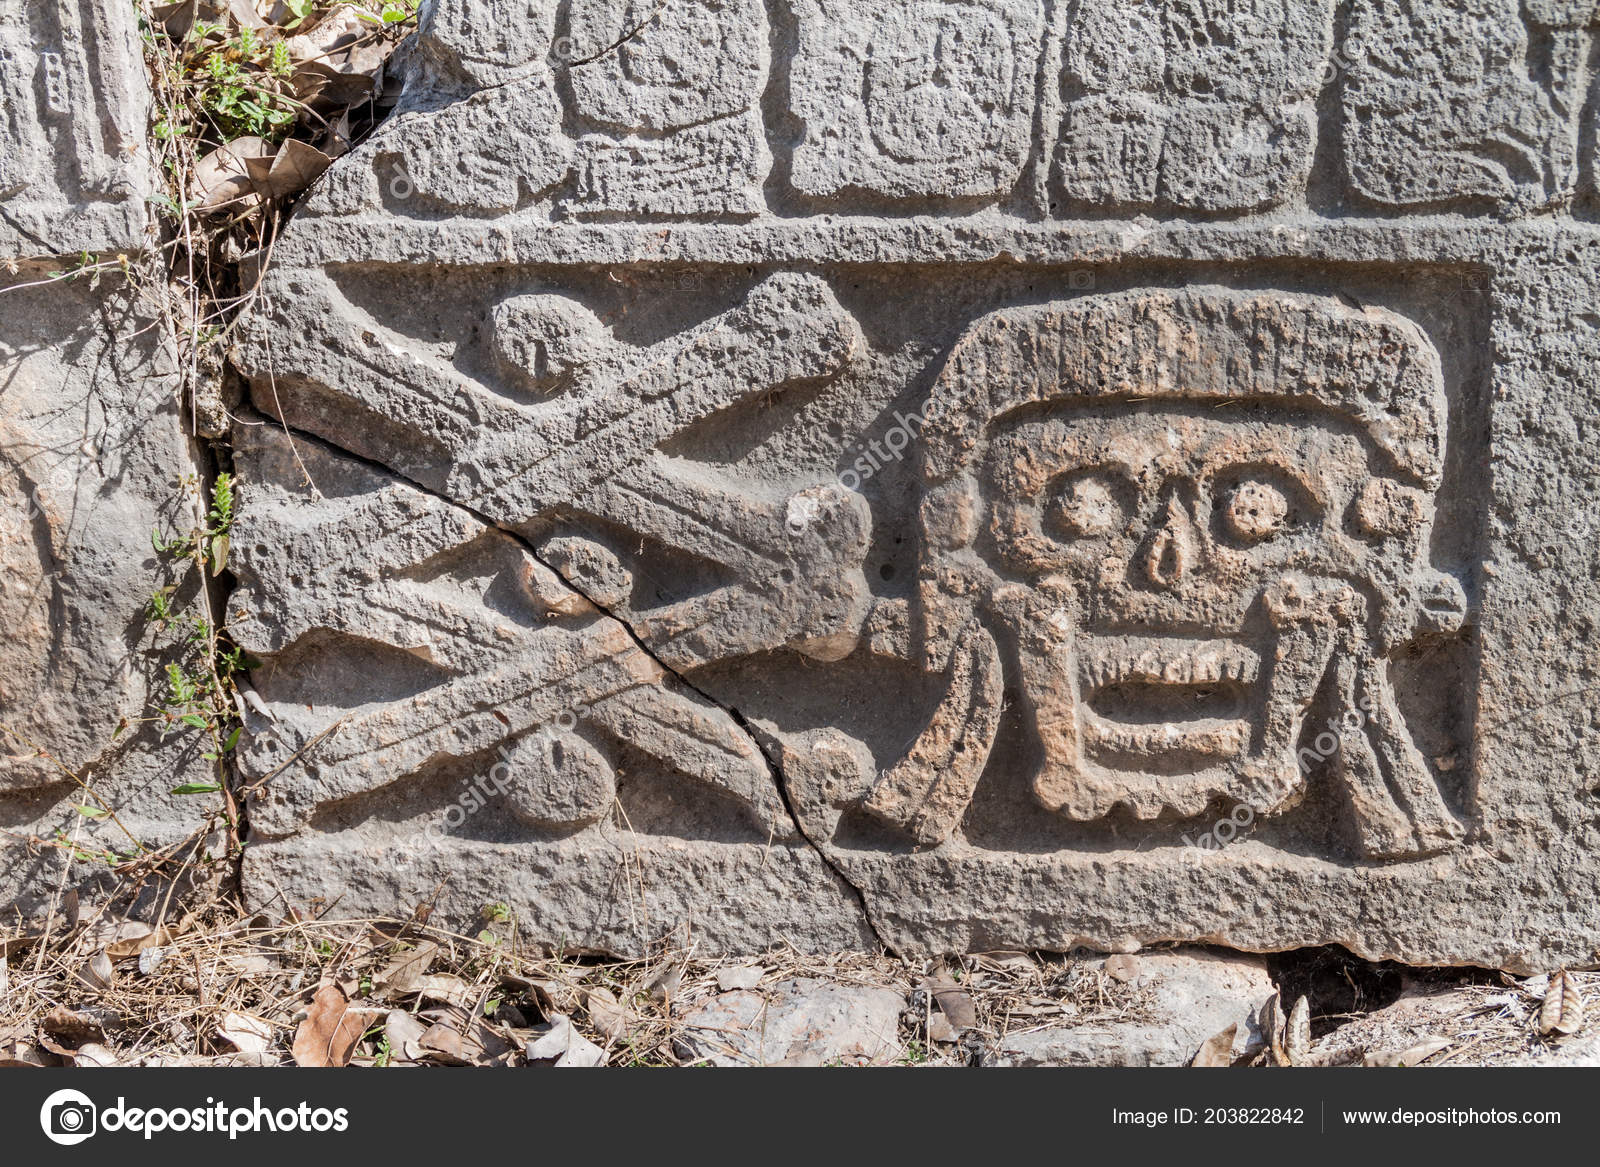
[1144,498,1192,589]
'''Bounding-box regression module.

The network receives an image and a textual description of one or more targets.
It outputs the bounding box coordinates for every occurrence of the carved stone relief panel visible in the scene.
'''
[877,290,1464,860]
[1341,0,1586,209]
[565,0,770,216]
[0,1,151,256]
[199,0,1600,972]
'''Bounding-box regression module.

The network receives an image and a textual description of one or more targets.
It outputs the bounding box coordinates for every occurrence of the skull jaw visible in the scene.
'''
[1033,728,1308,823]
[1014,617,1315,822]
[1010,576,1465,860]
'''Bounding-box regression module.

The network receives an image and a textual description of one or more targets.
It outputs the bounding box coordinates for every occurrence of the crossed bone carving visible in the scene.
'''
[237,271,868,838]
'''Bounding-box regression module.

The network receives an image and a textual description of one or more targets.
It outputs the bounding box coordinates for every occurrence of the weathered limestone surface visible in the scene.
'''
[992,950,1275,1067]
[674,978,907,1065]
[0,1,152,257]
[227,0,1600,972]
[1053,0,1332,212]
[0,1,209,913]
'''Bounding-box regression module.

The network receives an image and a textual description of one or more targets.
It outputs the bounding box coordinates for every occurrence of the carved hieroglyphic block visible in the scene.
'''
[565,0,770,216]
[789,0,1044,200]
[0,272,214,915]
[1341,0,1573,208]
[346,0,571,216]
[1052,0,1333,212]
[0,2,151,255]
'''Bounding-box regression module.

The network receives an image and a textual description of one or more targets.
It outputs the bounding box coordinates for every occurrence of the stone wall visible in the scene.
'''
[7,0,1600,973]
[0,1,213,912]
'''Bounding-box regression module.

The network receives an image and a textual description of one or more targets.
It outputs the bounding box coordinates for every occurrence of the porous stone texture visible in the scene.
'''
[992,950,1276,1067]
[228,0,1600,972]
[0,2,213,913]
[0,1,153,258]
[789,0,1044,201]
[1341,0,1579,211]
[674,978,906,1065]
[1052,0,1331,212]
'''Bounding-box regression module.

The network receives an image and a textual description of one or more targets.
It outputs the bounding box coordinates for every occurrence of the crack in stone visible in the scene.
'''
[719,702,899,958]
[521,538,895,955]
[0,206,55,255]
[256,415,890,951]
[561,0,667,69]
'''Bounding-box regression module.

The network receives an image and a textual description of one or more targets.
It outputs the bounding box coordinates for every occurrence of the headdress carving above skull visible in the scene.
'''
[865,288,1468,860]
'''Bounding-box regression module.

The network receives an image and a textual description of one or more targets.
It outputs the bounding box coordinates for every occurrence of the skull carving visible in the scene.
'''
[866,288,1468,860]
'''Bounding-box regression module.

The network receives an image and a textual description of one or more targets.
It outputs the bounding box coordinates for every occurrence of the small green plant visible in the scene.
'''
[47,250,133,290]
[282,0,319,28]
[478,901,515,945]
[143,473,256,803]
[359,1,423,25]
[175,19,300,143]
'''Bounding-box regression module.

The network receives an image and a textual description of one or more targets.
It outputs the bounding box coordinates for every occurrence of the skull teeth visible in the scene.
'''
[1084,717,1250,760]
[1077,635,1262,691]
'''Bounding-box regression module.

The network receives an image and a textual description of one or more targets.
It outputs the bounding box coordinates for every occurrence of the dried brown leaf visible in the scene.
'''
[0,936,39,961]
[192,137,273,214]
[415,973,477,1010]
[924,975,979,1029]
[70,1043,120,1068]
[417,1023,470,1065]
[225,0,270,29]
[375,940,438,999]
[218,1012,274,1057]
[1286,995,1311,1066]
[418,1019,511,1067]
[290,59,381,109]
[0,1040,52,1068]
[41,1005,107,1052]
[106,924,175,958]
[384,1010,428,1062]
[1540,969,1584,1036]
[254,139,332,202]
[291,983,378,1068]
[76,951,115,992]
[525,1014,605,1067]
[1191,1023,1238,1067]
[584,987,629,1043]
[1259,992,1289,1066]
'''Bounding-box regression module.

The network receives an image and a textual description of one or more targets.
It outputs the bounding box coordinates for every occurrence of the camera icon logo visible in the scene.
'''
[40,1089,97,1146]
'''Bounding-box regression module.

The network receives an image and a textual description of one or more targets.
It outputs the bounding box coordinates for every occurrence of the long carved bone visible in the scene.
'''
[860,619,1004,846]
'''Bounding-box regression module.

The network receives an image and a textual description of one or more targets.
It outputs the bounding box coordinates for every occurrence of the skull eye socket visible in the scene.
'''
[1221,478,1291,542]
[1046,471,1131,539]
